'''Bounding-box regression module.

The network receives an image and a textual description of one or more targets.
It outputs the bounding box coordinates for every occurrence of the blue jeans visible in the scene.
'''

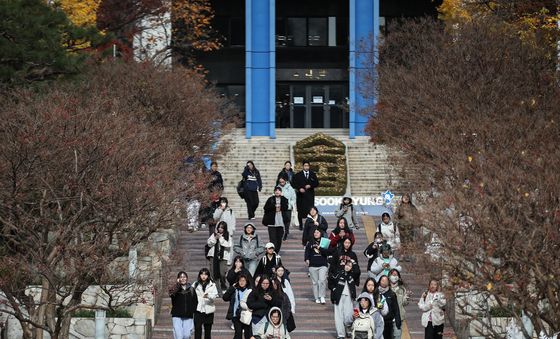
[172,317,193,339]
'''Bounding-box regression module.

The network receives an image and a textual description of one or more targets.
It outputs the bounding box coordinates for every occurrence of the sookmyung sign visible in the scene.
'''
[314,192,400,217]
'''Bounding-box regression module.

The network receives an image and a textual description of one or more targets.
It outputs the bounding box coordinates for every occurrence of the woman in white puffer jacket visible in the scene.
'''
[418,279,447,339]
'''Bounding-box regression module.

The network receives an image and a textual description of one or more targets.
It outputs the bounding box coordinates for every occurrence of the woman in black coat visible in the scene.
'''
[301,206,328,246]
[262,187,290,252]
[223,274,253,339]
[328,237,361,287]
[226,255,254,288]
[246,276,282,332]
[276,161,294,185]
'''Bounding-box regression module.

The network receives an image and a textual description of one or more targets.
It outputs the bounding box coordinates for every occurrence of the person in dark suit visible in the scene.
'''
[293,161,319,230]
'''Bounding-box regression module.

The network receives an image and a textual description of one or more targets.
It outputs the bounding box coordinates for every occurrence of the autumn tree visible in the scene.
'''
[0,0,103,86]
[365,18,560,337]
[0,61,235,338]
[439,0,559,52]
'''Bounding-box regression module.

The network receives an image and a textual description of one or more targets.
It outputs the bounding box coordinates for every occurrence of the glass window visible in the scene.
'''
[230,17,244,46]
[276,18,287,47]
[287,18,307,47]
[336,17,349,46]
[308,18,327,46]
[328,17,337,46]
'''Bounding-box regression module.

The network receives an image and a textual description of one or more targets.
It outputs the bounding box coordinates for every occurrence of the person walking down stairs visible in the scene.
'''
[233,223,265,276]
[262,187,290,252]
[293,161,319,230]
[277,175,296,240]
[241,161,262,220]
[169,271,198,339]
[335,197,360,230]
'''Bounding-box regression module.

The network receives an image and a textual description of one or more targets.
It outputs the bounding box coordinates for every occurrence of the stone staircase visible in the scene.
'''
[217,129,400,211]
[151,216,370,339]
[346,141,400,196]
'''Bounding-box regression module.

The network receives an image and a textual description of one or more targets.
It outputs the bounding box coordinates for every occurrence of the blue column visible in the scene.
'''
[349,0,379,138]
[245,0,276,138]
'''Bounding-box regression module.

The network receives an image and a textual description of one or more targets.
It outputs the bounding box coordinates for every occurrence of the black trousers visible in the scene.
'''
[244,191,259,219]
[425,322,444,339]
[233,317,253,339]
[383,324,393,339]
[268,226,284,253]
[284,210,292,235]
[194,311,213,339]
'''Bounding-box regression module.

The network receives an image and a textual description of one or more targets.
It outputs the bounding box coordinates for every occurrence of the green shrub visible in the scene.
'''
[73,310,95,318]
[489,306,520,317]
[294,133,347,196]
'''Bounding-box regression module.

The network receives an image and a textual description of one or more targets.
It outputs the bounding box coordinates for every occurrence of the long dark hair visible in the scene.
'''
[257,276,273,294]
[197,268,213,285]
[216,221,230,241]
[274,264,288,287]
[334,217,351,234]
[236,273,251,289]
[389,268,404,286]
[362,277,382,304]
[246,160,258,172]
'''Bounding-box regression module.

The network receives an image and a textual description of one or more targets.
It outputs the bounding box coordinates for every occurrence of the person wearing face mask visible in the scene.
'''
[377,213,400,250]
[364,232,384,272]
[388,269,410,339]
[377,275,401,339]
[169,271,198,339]
[193,268,219,339]
[418,279,447,339]
[369,243,401,282]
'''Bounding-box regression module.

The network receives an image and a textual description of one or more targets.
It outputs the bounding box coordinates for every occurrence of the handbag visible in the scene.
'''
[290,205,299,227]
[239,288,253,325]
[236,179,246,199]
[239,309,252,325]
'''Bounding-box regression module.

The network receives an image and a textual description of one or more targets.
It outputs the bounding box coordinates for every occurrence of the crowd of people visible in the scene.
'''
[171,160,447,339]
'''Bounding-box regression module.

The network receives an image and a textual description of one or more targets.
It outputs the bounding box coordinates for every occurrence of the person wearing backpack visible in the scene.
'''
[193,268,218,339]
[335,197,359,229]
[369,244,401,282]
[352,293,385,339]
[254,243,283,278]
[169,271,198,339]
[251,307,291,339]
[377,213,400,250]
[223,274,253,339]
[233,223,265,276]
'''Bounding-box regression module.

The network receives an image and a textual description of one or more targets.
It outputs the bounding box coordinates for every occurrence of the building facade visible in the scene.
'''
[197,0,439,138]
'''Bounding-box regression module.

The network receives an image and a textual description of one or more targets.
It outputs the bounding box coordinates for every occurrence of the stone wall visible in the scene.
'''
[70,317,151,339]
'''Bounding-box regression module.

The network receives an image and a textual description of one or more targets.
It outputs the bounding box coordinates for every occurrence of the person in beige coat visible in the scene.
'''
[418,279,447,339]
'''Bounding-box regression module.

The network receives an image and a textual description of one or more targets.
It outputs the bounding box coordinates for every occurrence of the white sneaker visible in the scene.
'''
[230,324,235,330]
[315,299,321,304]
[320,297,325,304]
